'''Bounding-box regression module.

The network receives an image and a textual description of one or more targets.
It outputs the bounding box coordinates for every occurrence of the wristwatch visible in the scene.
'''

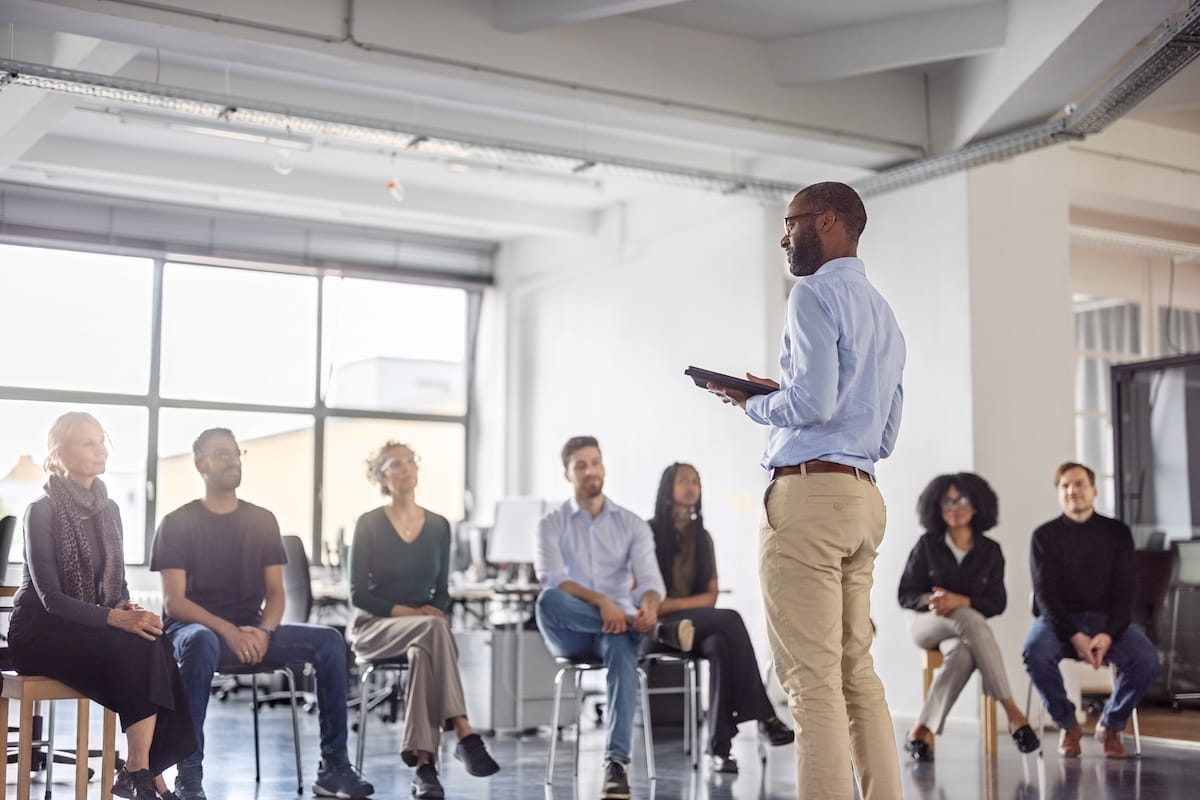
[256,625,275,638]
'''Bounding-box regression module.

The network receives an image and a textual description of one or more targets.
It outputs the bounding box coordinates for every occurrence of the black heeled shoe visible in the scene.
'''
[1011,724,1040,754]
[904,737,933,762]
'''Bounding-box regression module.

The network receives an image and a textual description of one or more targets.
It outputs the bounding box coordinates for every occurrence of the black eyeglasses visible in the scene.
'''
[784,209,826,231]
[206,448,246,463]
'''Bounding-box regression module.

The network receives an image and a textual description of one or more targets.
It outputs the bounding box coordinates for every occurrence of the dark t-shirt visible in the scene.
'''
[151,499,287,628]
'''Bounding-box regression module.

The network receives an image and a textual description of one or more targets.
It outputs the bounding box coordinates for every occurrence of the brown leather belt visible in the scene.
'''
[771,459,876,484]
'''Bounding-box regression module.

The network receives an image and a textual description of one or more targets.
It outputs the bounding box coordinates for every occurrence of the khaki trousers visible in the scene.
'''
[759,471,902,800]
[350,612,468,764]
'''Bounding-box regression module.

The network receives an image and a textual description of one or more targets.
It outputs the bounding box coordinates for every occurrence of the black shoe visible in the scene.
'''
[655,619,695,652]
[758,716,795,746]
[314,760,375,799]
[112,768,159,800]
[159,793,181,800]
[600,760,631,800]
[411,764,445,799]
[453,733,500,777]
[173,766,207,800]
[904,737,933,763]
[710,754,740,774]
[1012,724,1041,754]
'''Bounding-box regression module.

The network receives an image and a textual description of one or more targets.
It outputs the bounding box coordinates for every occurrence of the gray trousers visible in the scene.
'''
[350,612,468,764]
[910,608,1012,734]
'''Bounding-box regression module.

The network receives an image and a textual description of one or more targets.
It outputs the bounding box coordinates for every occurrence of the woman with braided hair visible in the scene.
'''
[8,412,195,800]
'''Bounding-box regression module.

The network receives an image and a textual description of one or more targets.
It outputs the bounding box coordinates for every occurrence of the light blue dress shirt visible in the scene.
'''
[745,257,905,474]
[536,497,667,617]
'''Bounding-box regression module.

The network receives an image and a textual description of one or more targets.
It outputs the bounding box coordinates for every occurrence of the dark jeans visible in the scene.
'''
[169,621,350,770]
[643,607,775,757]
[1022,613,1160,732]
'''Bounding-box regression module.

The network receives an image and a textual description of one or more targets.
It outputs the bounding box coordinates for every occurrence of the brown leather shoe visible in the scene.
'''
[1095,725,1127,758]
[1058,725,1082,758]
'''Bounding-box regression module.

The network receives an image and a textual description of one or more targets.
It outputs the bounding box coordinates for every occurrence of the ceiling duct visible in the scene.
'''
[856,1,1200,197]
[0,2,1196,202]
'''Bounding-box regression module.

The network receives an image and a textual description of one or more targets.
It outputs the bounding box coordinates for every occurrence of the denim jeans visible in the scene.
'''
[535,588,642,764]
[1022,612,1160,732]
[169,621,351,770]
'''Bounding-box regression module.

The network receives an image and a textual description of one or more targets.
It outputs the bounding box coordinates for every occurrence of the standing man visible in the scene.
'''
[151,428,374,800]
[535,436,694,800]
[708,182,905,800]
[1023,461,1160,758]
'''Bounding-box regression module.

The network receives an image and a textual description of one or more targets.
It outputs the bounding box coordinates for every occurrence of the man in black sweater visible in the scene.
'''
[1023,461,1160,758]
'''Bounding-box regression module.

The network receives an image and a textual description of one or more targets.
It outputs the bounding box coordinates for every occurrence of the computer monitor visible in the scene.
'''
[486,497,544,565]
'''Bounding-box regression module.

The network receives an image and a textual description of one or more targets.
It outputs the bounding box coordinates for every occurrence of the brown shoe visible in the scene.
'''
[1095,724,1127,758]
[1058,725,1082,758]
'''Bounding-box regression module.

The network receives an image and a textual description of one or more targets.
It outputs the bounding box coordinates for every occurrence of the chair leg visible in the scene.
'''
[75,699,90,800]
[545,668,566,786]
[100,709,116,800]
[251,676,261,783]
[572,670,583,780]
[638,666,655,782]
[0,696,7,800]
[356,665,375,773]
[681,661,691,757]
[18,697,34,800]
[282,668,303,794]
[688,661,699,771]
[1132,708,1142,758]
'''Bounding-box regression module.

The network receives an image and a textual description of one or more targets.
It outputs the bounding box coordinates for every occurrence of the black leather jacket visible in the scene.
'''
[897,531,1007,618]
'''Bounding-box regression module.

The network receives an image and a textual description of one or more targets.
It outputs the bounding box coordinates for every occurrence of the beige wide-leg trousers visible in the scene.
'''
[759,470,902,800]
[350,612,468,765]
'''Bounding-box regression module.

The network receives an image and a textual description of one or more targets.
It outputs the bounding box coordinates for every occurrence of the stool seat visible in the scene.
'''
[1,671,118,800]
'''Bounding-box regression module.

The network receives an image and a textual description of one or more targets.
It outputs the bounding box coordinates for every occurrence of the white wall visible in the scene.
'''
[496,188,781,667]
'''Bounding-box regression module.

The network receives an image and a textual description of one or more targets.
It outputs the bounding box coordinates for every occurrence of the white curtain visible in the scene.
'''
[1160,307,1200,355]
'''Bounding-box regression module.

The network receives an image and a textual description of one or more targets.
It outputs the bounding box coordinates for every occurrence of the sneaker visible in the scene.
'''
[758,716,795,746]
[411,764,445,799]
[600,760,631,800]
[112,768,159,800]
[655,619,695,652]
[173,766,206,800]
[314,760,375,799]
[710,754,739,774]
[453,733,500,777]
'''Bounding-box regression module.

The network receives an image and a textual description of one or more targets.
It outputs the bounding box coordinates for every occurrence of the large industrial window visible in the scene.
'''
[0,243,480,564]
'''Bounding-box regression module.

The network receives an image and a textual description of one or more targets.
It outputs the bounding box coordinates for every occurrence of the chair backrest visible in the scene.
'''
[1176,540,1200,587]
[0,516,16,586]
[280,535,313,625]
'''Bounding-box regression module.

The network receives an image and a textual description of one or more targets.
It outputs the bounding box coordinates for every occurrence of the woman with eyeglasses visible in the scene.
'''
[347,441,498,799]
[897,472,1039,761]
[7,412,195,800]
[645,462,794,774]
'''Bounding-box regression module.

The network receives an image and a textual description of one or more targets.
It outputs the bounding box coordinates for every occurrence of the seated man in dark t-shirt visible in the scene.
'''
[1023,461,1160,760]
[151,428,373,800]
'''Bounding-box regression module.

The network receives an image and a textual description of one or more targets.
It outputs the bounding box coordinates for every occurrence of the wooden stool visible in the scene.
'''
[922,648,998,757]
[1,672,117,800]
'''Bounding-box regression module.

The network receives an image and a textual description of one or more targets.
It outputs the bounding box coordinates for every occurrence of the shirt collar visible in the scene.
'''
[568,496,609,519]
[813,256,865,276]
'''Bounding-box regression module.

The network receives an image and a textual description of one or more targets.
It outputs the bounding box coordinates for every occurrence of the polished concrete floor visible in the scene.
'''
[11,695,1200,799]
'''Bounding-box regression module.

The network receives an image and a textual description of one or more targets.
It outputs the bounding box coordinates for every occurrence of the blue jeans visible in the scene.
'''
[1022,613,1160,732]
[169,622,350,770]
[535,588,642,764]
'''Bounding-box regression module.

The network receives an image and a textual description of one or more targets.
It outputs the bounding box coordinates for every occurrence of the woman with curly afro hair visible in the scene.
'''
[897,472,1039,761]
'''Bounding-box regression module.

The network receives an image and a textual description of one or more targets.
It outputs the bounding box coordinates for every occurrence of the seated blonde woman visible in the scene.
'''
[897,472,1039,761]
[348,441,499,800]
[8,412,195,800]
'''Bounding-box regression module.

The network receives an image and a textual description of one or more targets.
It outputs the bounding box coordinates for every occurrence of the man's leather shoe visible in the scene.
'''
[1095,724,1127,758]
[1058,725,1082,758]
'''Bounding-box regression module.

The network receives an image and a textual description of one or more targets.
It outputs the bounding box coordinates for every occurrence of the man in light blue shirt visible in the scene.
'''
[710,182,904,800]
[535,436,693,800]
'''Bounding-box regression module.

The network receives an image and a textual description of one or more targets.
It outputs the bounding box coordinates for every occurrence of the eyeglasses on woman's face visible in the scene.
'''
[940,495,971,509]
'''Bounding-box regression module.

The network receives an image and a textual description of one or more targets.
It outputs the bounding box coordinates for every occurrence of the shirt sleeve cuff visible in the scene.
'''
[745,393,770,424]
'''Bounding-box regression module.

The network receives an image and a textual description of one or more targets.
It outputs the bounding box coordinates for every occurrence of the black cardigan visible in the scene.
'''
[897,531,1007,618]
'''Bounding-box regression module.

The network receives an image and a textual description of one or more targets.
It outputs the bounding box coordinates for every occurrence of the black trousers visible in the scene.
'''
[642,607,774,756]
[8,605,197,777]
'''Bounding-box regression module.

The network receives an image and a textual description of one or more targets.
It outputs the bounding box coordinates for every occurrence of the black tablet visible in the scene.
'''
[684,366,775,396]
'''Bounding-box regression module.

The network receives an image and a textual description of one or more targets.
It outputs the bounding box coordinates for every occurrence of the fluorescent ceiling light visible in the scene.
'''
[114,109,312,150]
